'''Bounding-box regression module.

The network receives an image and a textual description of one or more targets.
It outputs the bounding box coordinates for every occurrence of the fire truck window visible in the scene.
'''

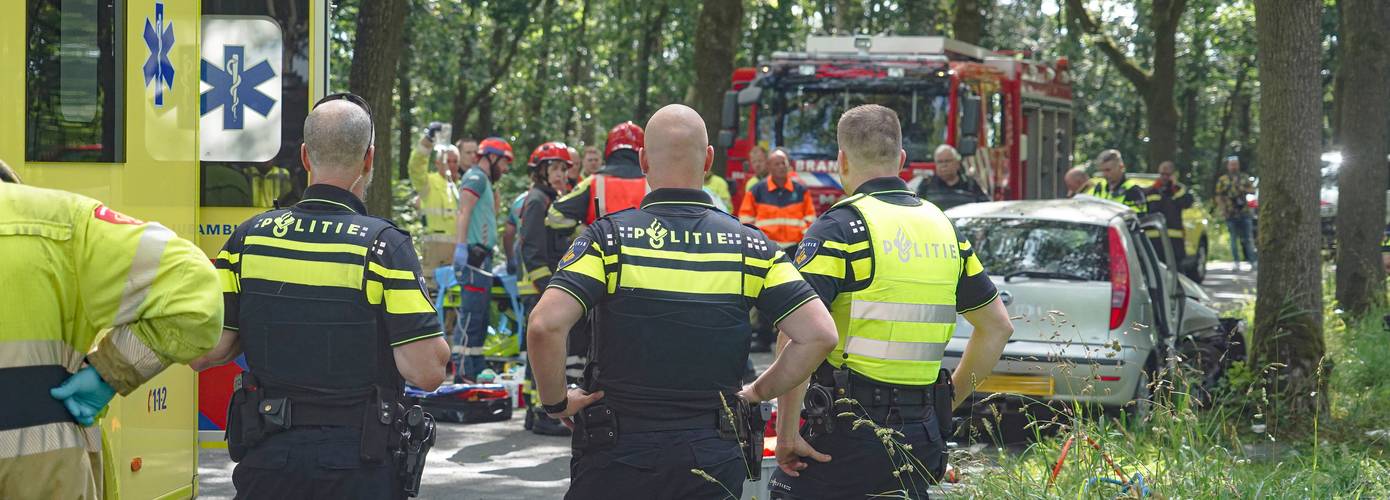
[779,85,949,162]
[988,93,1006,148]
[25,0,125,163]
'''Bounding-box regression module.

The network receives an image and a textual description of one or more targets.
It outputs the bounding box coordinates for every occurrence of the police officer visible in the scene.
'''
[0,162,222,499]
[192,94,450,499]
[527,104,839,500]
[1088,149,1148,213]
[1144,161,1194,264]
[547,122,649,232]
[769,105,1015,500]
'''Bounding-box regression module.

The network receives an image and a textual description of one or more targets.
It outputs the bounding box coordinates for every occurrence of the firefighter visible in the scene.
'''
[0,162,222,499]
[917,144,989,210]
[408,125,461,276]
[547,122,649,232]
[738,148,817,249]
[453,137,513,382]
[769,105,1014,500]
[191,95,450,499]
[1144,161,1193,264]
[517,142,586,436]
[250,164,293,208]
[527,104,838,500]
[1087,149,1148,213]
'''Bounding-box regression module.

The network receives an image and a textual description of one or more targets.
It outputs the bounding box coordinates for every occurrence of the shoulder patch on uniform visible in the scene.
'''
[93,204,143,225]
[558,236,591,270]
[794,238,821,268]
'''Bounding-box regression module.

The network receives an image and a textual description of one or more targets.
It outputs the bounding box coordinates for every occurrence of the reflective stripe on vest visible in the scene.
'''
[828,195,961,386]
[589,174,649,224]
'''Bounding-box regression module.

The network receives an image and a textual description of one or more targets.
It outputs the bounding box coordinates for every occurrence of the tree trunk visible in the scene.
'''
[833,0,861,35]
[565,0,592,138]
[397,5,415,180]
[450,7,475,137]
[524,0,557,144]
[1330,0,1346,146]
[905,0,936,35]
[953,0,984,45]
[348,0,408,218]
[686,0,743,175]
[475,92,495,139]
[1252,0,1326,428]
[1215,58,1251,174]
[1334,0,1390,316]
[635,0,671,121]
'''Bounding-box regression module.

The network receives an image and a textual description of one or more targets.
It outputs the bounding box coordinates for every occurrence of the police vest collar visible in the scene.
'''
[855,176,914,197]
[297,184,368,215]
[640,188,717,209]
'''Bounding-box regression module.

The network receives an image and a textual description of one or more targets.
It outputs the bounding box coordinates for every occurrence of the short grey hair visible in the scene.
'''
[1095,149,1123,166]
[933,144,961,161]
[837,105,902,169]
[304,100,373,173]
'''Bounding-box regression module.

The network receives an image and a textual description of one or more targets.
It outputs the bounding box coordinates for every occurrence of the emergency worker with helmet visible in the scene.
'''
[769,105,1015,499]
[453,137,514,382]
[547,122,649,232]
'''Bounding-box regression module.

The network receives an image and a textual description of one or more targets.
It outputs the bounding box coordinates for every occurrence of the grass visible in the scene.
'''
[951,286,1390,498]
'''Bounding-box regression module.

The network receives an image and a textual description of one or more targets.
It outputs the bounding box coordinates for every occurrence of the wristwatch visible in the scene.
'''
[541,397,568,415]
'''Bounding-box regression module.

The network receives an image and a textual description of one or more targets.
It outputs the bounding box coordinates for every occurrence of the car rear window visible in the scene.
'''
[955,218,1109,282]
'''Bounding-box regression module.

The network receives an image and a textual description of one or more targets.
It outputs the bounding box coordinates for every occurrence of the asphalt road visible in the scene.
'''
[198,261,1257,499]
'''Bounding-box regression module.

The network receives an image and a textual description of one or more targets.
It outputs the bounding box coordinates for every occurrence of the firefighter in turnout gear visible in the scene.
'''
[768,105,1015,500]
[1087,149,1148,213]
[738,149,817,249]
[527,105,839,500]
[518,142,588,436]
[191,95,450,500]
[0,170,222,500]
[547,122,649,231]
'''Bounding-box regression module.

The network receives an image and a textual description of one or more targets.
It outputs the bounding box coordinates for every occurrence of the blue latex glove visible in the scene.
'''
[453,243,471,268]
[49,366,116,427]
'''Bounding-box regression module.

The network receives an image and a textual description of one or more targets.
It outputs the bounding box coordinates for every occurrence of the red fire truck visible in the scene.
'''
[718,35,1075,212]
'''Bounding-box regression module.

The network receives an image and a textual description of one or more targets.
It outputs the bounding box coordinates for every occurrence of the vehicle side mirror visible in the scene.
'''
[721,91,739,131]
[737,84,762,106]
[717,130,736,150]
[959,94,982,139]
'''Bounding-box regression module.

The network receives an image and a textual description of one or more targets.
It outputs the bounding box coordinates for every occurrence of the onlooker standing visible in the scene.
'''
[917,144,989,210]
[1144,161,1194,264]
[1214,156,1258,270]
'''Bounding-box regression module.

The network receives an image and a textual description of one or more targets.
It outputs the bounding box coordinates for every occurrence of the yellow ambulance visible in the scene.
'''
[1,0,330,497]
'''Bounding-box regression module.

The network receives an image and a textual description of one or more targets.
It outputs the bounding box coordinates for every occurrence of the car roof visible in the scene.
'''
[945,198,1132,225]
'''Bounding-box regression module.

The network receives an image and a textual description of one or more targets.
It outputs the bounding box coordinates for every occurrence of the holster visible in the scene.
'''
[226,372,275,462]
[932,368,955,443]
[572,403,617,454]
[733,400,772,481]
[396,405,436,497]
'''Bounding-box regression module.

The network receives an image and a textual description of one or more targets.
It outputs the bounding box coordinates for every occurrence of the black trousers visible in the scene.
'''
[566,429,745,500]
[1149,236,1187,266]
[233,426,401,500]
[769,412,945,500]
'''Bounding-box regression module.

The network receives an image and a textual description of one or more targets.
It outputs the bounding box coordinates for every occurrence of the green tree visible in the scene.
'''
[1333,0,1389,316]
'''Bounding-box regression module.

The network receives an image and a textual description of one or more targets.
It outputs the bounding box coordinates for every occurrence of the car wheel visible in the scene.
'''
[1175,330,1225,408]
[1122,359,1156,427]
[1186,239,1208,283]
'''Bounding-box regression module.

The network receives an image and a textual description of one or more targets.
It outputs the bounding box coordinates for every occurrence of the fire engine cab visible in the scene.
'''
[719,35,1075,212]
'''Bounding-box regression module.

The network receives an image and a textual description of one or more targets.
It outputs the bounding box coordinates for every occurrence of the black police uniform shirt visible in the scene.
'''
[794,177,998,314]
[216,184,444,374]
[547,188,819,420]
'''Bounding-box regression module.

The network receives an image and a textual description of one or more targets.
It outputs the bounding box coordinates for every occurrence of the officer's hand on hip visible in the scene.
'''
[546,388,605,430]
[775,433,831,477]
[49,366,116,427]
[736,383,764,404]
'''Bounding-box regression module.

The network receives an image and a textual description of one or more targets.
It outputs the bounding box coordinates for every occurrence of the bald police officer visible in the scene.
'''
[527,104,839,500]
[193,94,450,499]
[770,105,1015,499]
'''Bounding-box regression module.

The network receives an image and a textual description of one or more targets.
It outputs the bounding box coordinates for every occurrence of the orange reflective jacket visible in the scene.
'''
[587,174,648,224]
[737,177,816,248]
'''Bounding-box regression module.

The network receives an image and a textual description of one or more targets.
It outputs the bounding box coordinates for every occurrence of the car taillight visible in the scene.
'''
[1108,227,1129,330]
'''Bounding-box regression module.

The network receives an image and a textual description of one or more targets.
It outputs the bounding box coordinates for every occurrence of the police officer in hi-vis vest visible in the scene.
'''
[769,105,1015,499]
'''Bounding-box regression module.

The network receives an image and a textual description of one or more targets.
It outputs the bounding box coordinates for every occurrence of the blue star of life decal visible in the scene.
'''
[142,3,175,107]
[200,45,276,130]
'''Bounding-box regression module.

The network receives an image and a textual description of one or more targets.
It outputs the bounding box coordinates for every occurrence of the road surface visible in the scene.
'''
[198,262,1257,499]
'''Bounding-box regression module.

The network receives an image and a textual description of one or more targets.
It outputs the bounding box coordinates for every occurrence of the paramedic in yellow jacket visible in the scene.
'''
[409,131,462,274]
[0,166,222,499]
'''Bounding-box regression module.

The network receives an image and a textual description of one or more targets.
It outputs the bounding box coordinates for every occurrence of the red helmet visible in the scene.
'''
[528,141,574,168]
[477,137,514,162]
[604,121,645,157]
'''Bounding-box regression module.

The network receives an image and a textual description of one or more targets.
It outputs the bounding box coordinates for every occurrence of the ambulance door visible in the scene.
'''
[2,1,203,498]
[195,0,328,446]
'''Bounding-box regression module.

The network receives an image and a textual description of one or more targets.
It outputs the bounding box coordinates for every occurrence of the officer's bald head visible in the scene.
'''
[640,104,713,190]
[303,100,373,178]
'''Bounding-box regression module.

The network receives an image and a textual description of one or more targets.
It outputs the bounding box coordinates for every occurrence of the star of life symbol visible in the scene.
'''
[142,2,175,107]
[201,45,276,130]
